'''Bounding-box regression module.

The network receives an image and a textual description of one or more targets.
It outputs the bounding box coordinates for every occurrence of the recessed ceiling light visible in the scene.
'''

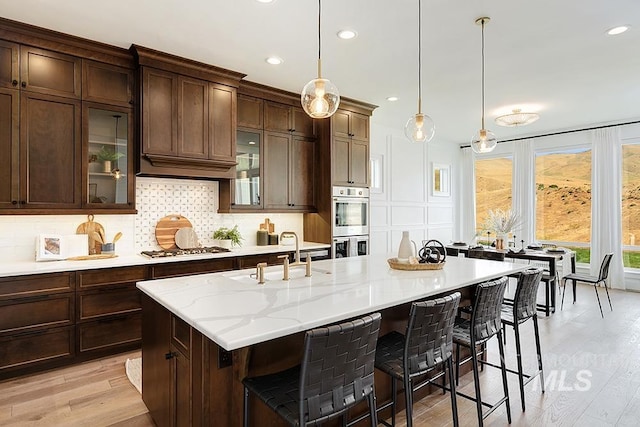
[386,96,398,102]
[248,141,256,145]
[607,25,629,35]
[266,56,283,65]
[337,29,358,40]
[256,0,275,3]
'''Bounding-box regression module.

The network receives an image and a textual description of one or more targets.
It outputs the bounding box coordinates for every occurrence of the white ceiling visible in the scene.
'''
[3,0,639,144]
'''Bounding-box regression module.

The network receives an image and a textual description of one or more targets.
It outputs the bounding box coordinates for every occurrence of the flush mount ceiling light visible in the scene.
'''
[301,0,340,118]
[607,25,629,35]
[495,109,540,127]
[470,17,497,154]
[387,96,398,102]
[265,56,283,65]
[337,29,357,40]
[255,0,275,3]
[404,0,435,143]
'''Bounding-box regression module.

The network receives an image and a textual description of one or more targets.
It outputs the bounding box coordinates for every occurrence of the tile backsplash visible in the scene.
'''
[0,177,303,262]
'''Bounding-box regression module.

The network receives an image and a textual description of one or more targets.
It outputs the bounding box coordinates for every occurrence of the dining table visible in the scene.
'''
[445,243,576,315]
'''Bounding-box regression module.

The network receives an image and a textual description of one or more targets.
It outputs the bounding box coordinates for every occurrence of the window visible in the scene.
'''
[622,143,640,268]
[535,148,591,263]
[475,157,512,238]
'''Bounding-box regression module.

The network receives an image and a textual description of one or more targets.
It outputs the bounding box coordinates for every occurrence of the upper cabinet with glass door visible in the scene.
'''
[233,129,262,208]
[85,106,133,209]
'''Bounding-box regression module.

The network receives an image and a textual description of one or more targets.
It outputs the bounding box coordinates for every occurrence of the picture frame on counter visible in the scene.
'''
[35,234,89,261]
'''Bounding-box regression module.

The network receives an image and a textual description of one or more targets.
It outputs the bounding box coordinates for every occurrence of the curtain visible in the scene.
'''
[460,147,477,243]
[591,127,625,289]
[513,139,535,245]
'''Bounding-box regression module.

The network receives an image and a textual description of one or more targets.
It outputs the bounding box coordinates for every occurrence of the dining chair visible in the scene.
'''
[467,249,506,262]
[561,253,613,318]
[242,312,382,427]
[453,276,511,427]
[374,292,461,427]
[499,268,545,411]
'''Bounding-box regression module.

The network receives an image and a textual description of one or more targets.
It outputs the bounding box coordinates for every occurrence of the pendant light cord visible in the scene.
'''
[417,0,422,114]
[480,18,486,130]
[317,0,322,78]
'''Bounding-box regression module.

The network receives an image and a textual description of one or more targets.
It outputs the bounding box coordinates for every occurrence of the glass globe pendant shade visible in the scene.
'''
[301,78,340,119]
[471,128,497,153]
[404,113,435,143]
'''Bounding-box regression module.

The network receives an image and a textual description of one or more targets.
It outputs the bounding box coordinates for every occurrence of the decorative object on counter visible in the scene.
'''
[418,240,447,264]
[175,227,200,249]
[76,214,105,255]
[101,243,115,254]
[397,231,417,264]
[257,230,269,246]
[268,233,279,245]
[155,214,192,249]
[213,225,243,248]
[387,257,444,271]
[35,234,88,261]
[66,253,117,260]
[259,218,275,233]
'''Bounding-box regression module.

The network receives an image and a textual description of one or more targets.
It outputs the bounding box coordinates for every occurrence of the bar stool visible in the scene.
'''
[374,292,461,427]
[242,312,381,427]
[453,276,511,427]
[499,268,545,411]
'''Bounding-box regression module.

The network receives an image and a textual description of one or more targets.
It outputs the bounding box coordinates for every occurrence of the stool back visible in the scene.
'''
[471,276,508,343]
[405,292,461,376]
[468,249,506,262]
[513,268,543,321]
[598,253,614,282]
[299,312,382,425]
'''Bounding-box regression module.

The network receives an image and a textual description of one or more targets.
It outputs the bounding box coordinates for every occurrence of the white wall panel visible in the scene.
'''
[370,205,389,227]
[427,206,454,225]
[370,230,390,255]
[390,135,425,203]
[391,206,426,226]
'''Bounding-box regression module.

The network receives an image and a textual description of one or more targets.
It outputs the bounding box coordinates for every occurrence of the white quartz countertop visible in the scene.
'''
[0,242,330,277]
[136,254,528,351]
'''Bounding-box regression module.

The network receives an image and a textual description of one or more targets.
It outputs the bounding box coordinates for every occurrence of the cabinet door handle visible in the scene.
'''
[11,200,17,205]
[165,351,178,360]
[128,100,134,105]
[12,79,18,87]
[21,81,26,88]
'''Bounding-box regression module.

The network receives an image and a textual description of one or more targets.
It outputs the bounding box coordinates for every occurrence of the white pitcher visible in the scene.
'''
[397,231,417,263]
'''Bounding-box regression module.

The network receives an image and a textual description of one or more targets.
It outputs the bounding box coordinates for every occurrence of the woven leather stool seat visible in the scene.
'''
[243,312,382,427]
[453,276,510,427]
[375,292,461,427]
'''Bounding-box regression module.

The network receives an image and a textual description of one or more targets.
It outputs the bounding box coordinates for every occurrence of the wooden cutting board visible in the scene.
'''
[175,227,199,249]
[76,214,105,255]
[155,214,192,249]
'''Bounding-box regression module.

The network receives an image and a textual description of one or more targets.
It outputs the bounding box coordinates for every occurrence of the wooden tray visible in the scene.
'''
[387,258,445,270]
[155,215,192,249]
[67,254,117,261]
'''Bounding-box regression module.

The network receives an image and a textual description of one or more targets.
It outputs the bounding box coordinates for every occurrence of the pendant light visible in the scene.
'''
[111,115,122,180]
[471,17,497,154]
[404,0,435,143]
[301,0,340,118]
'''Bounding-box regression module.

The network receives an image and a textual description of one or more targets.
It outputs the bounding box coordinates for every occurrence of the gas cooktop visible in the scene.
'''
[140,246,231,258]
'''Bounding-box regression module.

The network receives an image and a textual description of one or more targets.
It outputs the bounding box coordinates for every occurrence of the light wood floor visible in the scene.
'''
[1,283,639,426]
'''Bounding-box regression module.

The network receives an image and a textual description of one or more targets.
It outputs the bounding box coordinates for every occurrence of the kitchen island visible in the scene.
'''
[137,254,528,426]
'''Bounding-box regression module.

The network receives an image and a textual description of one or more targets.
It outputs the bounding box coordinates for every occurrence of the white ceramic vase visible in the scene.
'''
[397,231,414,263]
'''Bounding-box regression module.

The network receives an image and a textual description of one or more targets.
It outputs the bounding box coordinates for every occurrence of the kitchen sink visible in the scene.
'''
[223,266,331,285]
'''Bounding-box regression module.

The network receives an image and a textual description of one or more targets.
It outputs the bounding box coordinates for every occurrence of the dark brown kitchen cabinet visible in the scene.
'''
[263,132,315,211]
[331,109,370,187]
[82,60,134,108]
[265,101,315,137]
[134,45,244,179]
[0,40,18,89]
[20,92,82,209]
[0,87,18,208]
[0,272,76,380]
[75,266,145,358]
[237,94,263,129]
[20,46,81,99]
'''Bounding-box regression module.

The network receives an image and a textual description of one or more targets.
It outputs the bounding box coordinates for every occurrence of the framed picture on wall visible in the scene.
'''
[370,154,384,194]
[432,163,450,197]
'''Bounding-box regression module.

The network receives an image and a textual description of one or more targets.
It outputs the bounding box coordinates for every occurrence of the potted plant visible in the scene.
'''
[96,146,125,173]
[483,209,520,249]
[213,225,243,249]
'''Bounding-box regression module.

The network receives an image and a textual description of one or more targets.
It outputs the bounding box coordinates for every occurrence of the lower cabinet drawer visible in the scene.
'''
[78,313,141,353]
[78,286,141,320]
[0,294,74,334]
[0,326,75,371]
